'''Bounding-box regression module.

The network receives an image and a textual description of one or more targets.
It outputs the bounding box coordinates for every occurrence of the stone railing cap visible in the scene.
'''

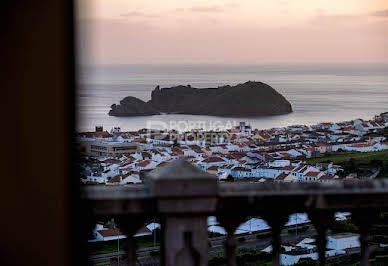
[146,158,216,180]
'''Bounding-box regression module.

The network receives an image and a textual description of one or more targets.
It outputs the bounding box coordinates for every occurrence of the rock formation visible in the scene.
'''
[109,81,292,117]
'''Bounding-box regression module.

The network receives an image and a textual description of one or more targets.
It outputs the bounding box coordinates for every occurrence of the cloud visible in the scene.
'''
[78,17,388,64]
[190,6,224,12]
[120,11,158,18]
[176,6,225,13]
[308,11,363,26]
[371,9,388,17]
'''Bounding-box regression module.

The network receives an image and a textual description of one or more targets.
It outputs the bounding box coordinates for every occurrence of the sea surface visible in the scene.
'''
[77,63,388,132]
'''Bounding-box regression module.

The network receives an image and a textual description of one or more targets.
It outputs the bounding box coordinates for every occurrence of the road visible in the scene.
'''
[89,229,316,265]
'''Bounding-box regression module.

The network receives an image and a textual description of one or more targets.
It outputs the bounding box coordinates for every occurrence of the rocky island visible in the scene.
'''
[109,81,292,117]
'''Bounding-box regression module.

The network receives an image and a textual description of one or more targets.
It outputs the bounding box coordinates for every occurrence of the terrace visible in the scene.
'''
[83,159,388,266]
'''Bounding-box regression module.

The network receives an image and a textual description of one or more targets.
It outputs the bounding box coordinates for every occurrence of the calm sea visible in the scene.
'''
[77,63,388,132]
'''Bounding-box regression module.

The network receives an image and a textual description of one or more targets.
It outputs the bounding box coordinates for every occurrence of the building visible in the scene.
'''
[80,140,138,157]
[327,233,360,250]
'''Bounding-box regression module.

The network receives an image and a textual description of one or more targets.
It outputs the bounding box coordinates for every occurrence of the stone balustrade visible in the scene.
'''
[83,159,388,266]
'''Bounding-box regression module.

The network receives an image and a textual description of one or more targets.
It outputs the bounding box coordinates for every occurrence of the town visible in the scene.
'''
[80,112,388,265]
[78,112,388,186]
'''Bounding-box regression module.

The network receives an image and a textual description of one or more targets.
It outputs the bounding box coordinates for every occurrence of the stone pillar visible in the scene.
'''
[217,216,246,266]
[263,213,289,266]
[309,211,334,266]
[116,216,146,266]
[146,159,218,266]
[125,237,137,266]
[352,210,380,266]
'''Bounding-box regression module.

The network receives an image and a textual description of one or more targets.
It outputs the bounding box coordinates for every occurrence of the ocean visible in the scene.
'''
[77,63,388,132]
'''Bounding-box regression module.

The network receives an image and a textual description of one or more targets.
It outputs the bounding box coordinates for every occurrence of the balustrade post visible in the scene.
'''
[125,237,137,266]
[352,210,380,266]
[263,213,289,266]
[147,159,218,266]
[309,211,334,266]
[116,216,146,266]
[217,216,246,266]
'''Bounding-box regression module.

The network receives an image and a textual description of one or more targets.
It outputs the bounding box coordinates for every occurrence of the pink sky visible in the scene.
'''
[77,0,388,64]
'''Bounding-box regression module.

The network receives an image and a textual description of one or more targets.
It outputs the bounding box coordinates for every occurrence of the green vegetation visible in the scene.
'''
[306,150,388,165]
[294,258,316,265]
[306,150,388,178]
[95,262,111,266]
[329,212,388,266]
[137,239,159,249]
[380,127,388,138]
[89,238,158,255]
[322,211,388,266]
[287,225,309,234]
[89,241,125,255]
[331,219,359,233]
[374,255,388,265]
[209,248,272,266]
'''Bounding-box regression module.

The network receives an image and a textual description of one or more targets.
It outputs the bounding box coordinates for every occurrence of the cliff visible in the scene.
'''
[109,96,159,117]
[108,81,292,117]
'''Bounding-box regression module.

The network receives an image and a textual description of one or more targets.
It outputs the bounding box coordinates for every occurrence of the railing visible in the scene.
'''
[83,159,388,266]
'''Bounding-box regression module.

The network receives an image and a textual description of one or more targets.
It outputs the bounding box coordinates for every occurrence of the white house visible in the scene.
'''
[268,160,291,167]
[346,143,377,152]
[92,227,127,242]
[198,156,227,170]
[120,175,142,185]
[134,160,158,171]
[231,166,253,178]
[275,173,298,182]
[327,233,360,250]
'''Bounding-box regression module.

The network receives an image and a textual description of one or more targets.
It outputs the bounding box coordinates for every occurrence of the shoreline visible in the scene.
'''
[77,111,387,134]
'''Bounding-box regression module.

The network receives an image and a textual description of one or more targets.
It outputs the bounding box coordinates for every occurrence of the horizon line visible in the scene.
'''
[78,61,388,66]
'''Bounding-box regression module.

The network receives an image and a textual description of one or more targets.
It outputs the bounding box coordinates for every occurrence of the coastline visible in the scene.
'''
[77,110,387,133]
[77,111,387,134]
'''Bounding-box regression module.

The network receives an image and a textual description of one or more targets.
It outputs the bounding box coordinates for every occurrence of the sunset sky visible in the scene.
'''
[77,0,388,64]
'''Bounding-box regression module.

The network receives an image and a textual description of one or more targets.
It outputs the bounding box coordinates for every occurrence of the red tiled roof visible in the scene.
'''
[107,175,121,183]
[276,173,288,180]
[349,143,372,148]
[279,152,292,157]
[137,160,151,167]
[156,162,168,168]
[202,157,225,163]
[281,166,295,171]
[136,227,151,234]
[79,131,112,138]
[134,138,147,143]
[97,228,124,237]
[305,171,320,177]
